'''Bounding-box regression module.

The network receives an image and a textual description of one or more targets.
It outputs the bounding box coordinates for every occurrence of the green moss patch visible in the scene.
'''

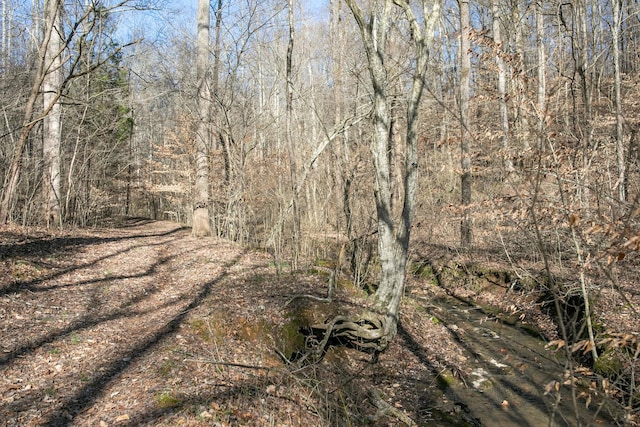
[594,350,624,376]
[276,299,343,360]
[155,391,182,409]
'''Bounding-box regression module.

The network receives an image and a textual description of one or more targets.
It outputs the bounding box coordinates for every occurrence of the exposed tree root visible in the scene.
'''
[292,311,392,366]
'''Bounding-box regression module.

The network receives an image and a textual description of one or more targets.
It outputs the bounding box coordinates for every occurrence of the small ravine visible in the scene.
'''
[420,295,618,426]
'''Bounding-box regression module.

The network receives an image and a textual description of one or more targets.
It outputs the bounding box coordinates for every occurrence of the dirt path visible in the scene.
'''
[1,219,285,426]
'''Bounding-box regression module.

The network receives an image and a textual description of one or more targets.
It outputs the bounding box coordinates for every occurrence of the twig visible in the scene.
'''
[186,358,272,371]
[285,293,332,306]
[285,244,346,306]
[367,388,416,426]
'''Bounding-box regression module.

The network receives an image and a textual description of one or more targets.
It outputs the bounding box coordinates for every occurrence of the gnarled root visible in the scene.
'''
[296,311,392,365]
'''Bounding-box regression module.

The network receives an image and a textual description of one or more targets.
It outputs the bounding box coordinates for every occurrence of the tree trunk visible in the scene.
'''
[612,0,625,203]
[0,0,61,223]
[535,0,546,149]
[576,0,593,210]
[512,1,529,150]
[459,0,472,248]
[2,0,9,71]
[193,0,212,237]
[286,0,300,268]
[492,0,511,173]
[42,0,63,227]
[308,0,442,355]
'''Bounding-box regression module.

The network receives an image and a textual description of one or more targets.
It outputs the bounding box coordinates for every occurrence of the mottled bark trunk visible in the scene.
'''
[193,0,212,237]
[492,0,511,173]
[339,0,440,350]
[42,0,63,227]
[459,0,472,248]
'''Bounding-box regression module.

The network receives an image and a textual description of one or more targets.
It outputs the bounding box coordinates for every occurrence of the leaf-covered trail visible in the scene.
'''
[0,219,285,426]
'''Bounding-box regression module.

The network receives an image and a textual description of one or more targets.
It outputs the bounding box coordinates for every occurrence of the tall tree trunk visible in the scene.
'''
[459,0,472,248]
[492,0,511,173]
[535,0,546,149]
[0,0,60,223]
[330,0,441,352]
[2,0,9,71]
[42,0,63,227]
[511,0,529,150]
[193,0,212,237]
[576,0,592,210]
[212,0,222,98]
[612,0,625,203]
[286,0,300,268]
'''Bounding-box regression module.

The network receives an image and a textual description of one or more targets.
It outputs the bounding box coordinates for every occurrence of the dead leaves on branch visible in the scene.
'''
[546,333,640,413]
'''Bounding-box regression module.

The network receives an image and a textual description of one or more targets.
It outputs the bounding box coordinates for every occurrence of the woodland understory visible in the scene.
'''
[2,0,640,425]
[0,217,639,426]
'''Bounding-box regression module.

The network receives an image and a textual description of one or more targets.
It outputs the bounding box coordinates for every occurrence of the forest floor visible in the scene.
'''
[0,219,637,426]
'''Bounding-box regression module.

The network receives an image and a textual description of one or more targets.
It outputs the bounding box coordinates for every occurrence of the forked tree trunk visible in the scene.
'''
[310,0,441,355]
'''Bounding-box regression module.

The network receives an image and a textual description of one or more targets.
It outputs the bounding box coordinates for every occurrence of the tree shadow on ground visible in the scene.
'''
[396,320,483,426]
[0,232,191,368]
[40,251,246,426]
[399,296,617,426]
[0,222,250,426]
[0,226,188,297]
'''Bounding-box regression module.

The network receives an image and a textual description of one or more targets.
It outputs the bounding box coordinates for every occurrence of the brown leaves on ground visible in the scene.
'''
[2,219,637,426]
[0,219,290,426]
[1,219,460,426]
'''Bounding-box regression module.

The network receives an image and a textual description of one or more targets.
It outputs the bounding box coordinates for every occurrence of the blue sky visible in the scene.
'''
[119,0,329,41]
[164,0,327,16]
[179,0,327,19]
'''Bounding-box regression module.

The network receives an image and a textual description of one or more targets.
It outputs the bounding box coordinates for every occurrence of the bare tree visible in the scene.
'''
[459,0,472,247]
[1,0,10,72]
[612,0,625,203]
[535,0,545,149]
[0,0,62,223]
[42,0,63,226]
[492,0,511,173]
[1,1,142,225]
[286,0,300,267]
[576,0,593,209]
[193,0,212,236]
[306,0,442,355]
